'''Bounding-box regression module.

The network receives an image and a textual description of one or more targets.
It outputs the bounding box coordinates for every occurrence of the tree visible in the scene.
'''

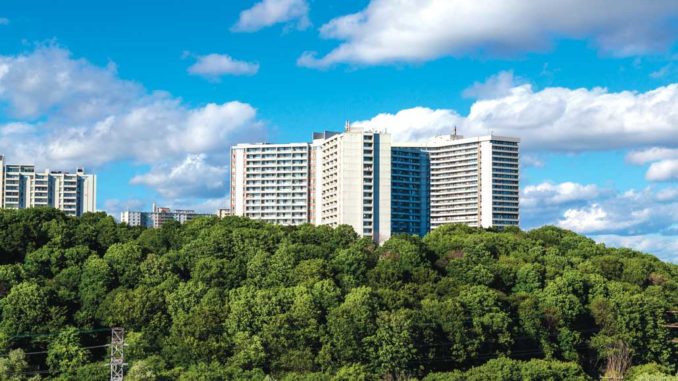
[322,287,378,367]
[367,309,417,380]
[104,242,145,288]
[46,327,89,375]
[77,255,113,324]
[0,349,30,381]
[0,282,50,335]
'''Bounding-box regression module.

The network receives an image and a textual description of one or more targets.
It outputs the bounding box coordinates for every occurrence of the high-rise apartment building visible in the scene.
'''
[427,135,520,229]
[121,204,214,228]
[318,125,392,241]
[230,142,311,226]
[0,155,96,216]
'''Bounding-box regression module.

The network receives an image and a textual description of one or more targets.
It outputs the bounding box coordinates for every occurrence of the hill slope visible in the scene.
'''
[0,208,675,380]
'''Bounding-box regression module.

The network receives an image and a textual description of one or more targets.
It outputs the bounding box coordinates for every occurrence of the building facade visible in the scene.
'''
[427,135,520,229]
[391,145,430,236]
[121,204,213,228]
[0,155,96,217]
[319,125,392,242]
[230,142,311,226]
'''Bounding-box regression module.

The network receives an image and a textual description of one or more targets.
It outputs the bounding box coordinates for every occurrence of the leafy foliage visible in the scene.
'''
[0,208,675,380]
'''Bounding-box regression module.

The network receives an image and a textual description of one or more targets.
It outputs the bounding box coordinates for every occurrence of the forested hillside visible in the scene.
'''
[0,208,675,380]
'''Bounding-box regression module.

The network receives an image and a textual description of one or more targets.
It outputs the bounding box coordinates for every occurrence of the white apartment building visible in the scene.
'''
[230,143,310,226]
[426,134,520,229]
[0,155,96,217]
[121,204,214,228]
[319,125,392,241]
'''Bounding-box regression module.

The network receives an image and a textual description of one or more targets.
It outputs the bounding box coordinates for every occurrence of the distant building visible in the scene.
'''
[120,204,213,228]
[217,208,232,218]
[0,155,96,217]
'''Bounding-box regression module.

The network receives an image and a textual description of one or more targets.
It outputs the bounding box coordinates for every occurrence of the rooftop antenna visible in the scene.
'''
[345,120,351,131]
[452,125,458,140]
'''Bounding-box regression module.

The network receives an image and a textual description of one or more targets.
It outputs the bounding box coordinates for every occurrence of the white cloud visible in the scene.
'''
[592,234,678,263]
[646,159,678,181]
[232,0,309,32]
[650,63,675,79]
[188,54,259,79]
[462,71,522,99]
[656,188,678,202]
[0,45,266,202]
[552,187,678,235]
[519,183,678,263]
[558,204,651,233]
[299,0,678,68]
[520,154,544,168]
[0,18,8,25]
[626,147,678,164]
[521,181,600,208]
[352,106,464,143]
[626,148,678,182]
[130,154,228,199]
[0,46,142,120]
[353,81,678,151]
[104,198,145,221]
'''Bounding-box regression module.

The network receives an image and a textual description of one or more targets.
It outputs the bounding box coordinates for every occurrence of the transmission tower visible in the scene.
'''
[110,327,125,381]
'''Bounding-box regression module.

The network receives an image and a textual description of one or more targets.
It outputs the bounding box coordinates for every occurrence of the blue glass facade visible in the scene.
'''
[391,146,430,236]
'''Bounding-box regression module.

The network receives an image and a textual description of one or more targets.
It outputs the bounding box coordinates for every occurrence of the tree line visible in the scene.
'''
[0,208,675,380]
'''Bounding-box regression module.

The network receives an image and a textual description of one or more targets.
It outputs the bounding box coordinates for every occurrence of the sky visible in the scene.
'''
[0,0,677,262]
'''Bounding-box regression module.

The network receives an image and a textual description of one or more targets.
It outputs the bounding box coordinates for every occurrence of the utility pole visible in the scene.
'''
[110,327,125,381]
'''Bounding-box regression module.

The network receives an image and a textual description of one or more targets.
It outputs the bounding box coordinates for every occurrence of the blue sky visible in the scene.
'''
[0,0,677,261]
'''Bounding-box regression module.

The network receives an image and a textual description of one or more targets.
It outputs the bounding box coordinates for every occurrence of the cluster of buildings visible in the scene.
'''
[0,124,520,239]
[230,124,520,241]
[0,155,96,217]
[120,204,219,228]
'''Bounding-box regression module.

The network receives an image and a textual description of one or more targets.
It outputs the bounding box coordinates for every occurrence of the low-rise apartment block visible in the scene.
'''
[121,204,213,228]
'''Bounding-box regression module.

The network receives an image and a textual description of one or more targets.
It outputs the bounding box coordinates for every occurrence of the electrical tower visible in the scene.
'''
[110,327,125,381]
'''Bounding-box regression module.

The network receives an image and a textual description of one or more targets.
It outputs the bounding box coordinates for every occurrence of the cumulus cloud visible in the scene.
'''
[592,234,678,263]
[298,0,678,68]
[0,45,266,202]
[353,81,678,151]
[232,0,309,32]
[353,107,464,143]
[462,71,523,99]
[130,154,228,199]
[520,154,544,168]
[188,54,259,79]
[626,148,678,181]
[656,187,678,202]
[0,47,141,120]
[534,186,678,234]
[521,182,600,208]
[626,147,678,164]
[518,183,678,262]
[646,159,678,181]
[558,204,652,233]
